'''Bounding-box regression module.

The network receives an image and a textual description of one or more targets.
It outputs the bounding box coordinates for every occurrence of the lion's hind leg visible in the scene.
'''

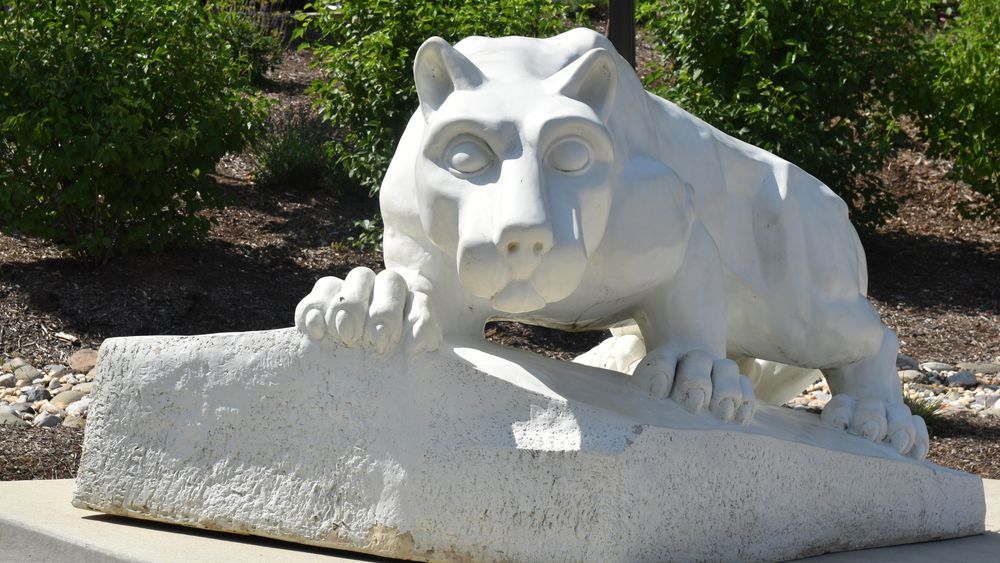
[736,359,822,406]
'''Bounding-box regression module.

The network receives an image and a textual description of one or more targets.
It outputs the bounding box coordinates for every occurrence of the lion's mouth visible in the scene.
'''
[457,236,590,315]
[490,280,546,314]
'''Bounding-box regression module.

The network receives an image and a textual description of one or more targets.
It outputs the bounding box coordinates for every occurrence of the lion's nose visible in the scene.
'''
[497,224,553,280]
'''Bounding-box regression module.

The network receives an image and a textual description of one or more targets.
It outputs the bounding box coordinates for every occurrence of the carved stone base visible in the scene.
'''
[74,328,985,562]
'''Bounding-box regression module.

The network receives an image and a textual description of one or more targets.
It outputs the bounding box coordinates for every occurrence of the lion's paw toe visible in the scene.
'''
[633,349,756,425]
[821,394,928,459]
[294,268,438,354]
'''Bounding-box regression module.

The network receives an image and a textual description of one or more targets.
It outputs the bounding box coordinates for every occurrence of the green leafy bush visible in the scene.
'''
[0,0,267,260]
[248,104,343,191]
[347,216,385,252]
[904,395,946,435]
[215,1,288,83]
[641,0,927,229]
[303,0,579,195]
[908,0,999,217]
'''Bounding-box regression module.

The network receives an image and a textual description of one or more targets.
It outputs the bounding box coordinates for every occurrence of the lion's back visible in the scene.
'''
[642,93,868,302]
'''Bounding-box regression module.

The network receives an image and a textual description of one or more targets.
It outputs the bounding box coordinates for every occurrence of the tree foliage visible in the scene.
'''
[641,0,927,229]
[907,0,999,217]
[303,0,580,195]
[0,0,267,259]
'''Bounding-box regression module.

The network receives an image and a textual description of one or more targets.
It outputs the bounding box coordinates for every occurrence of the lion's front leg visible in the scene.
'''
[631,223,757,424]
[294,267,442,353]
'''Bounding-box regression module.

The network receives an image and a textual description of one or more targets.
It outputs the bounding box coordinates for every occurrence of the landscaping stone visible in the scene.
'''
[9,402,34,416]
[947,370,979,388]
[957,362,1000,375]
[32,412,61,428]
[66,396,91,417]
[0,412,28,426]
[73,382,95,395]
[21,388,51,402]
[13,364,42,383]
[44,364,69,378]
[52,390,85,407]
[40,402,67,417]
[62,414,85,429]
[0,373,15,388]
[921,362,955,373]
[68,349,99,374]
[898,369,927,383]
[896,354,920,370]
[1,358,27,373]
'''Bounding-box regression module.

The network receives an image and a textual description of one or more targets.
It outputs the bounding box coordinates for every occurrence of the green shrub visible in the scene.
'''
[248,104,342,191]
[904,395,946,435]
[0,0,267,260]
[302,0,579,195]
[215,1,288,83]
[347,216,384,252]
[908,0,999,217]
[641,0,928,230]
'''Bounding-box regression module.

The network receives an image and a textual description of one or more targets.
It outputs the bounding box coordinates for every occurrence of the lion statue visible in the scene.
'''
[294,28,928,459]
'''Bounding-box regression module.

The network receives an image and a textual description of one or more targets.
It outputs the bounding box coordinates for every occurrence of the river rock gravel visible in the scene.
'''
[0,352,97,429]
[786,356,1000,419]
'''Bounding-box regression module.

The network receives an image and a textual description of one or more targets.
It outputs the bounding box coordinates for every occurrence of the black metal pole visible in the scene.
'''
[606,0,636,68]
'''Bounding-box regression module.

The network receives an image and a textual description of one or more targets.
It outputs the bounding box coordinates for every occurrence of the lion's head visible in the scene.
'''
[410,35,621,314]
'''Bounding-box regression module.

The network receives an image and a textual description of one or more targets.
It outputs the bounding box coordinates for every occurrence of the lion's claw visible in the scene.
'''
[632,348,756,425]
[821,394,928,459]
[294,268,439,354]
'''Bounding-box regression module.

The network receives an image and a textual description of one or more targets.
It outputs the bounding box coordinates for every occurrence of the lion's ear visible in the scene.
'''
[545,48,618,123]
[413,37,485,119]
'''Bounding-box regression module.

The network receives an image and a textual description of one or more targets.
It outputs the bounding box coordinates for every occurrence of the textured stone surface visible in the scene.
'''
[74,328,985,563]
[6,480,1000,563]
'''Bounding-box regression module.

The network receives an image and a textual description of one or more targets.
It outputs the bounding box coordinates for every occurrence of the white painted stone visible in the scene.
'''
[296,29,927,459]
[74,329,985,562]
[74,28,986,561]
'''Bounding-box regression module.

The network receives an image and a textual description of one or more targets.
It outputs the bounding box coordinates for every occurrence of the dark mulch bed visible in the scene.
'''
[927,413,1000,479]
[866,133,1000,364]
[0,426,82,481]
[2,49,998,481]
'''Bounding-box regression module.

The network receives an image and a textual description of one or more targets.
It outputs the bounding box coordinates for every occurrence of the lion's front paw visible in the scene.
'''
[632,349,756,424]
[294,267,441,353]
[573,334,645,374]
[820,395,929,459]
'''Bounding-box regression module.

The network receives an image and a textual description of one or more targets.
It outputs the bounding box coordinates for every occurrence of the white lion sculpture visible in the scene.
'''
[295,28,928,459]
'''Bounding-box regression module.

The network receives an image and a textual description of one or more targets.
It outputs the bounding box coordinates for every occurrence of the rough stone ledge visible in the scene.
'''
[74,328,986,562]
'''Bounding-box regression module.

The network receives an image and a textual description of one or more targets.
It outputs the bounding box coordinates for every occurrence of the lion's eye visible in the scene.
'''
[545,138,591,174]
[445,138,493,176]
